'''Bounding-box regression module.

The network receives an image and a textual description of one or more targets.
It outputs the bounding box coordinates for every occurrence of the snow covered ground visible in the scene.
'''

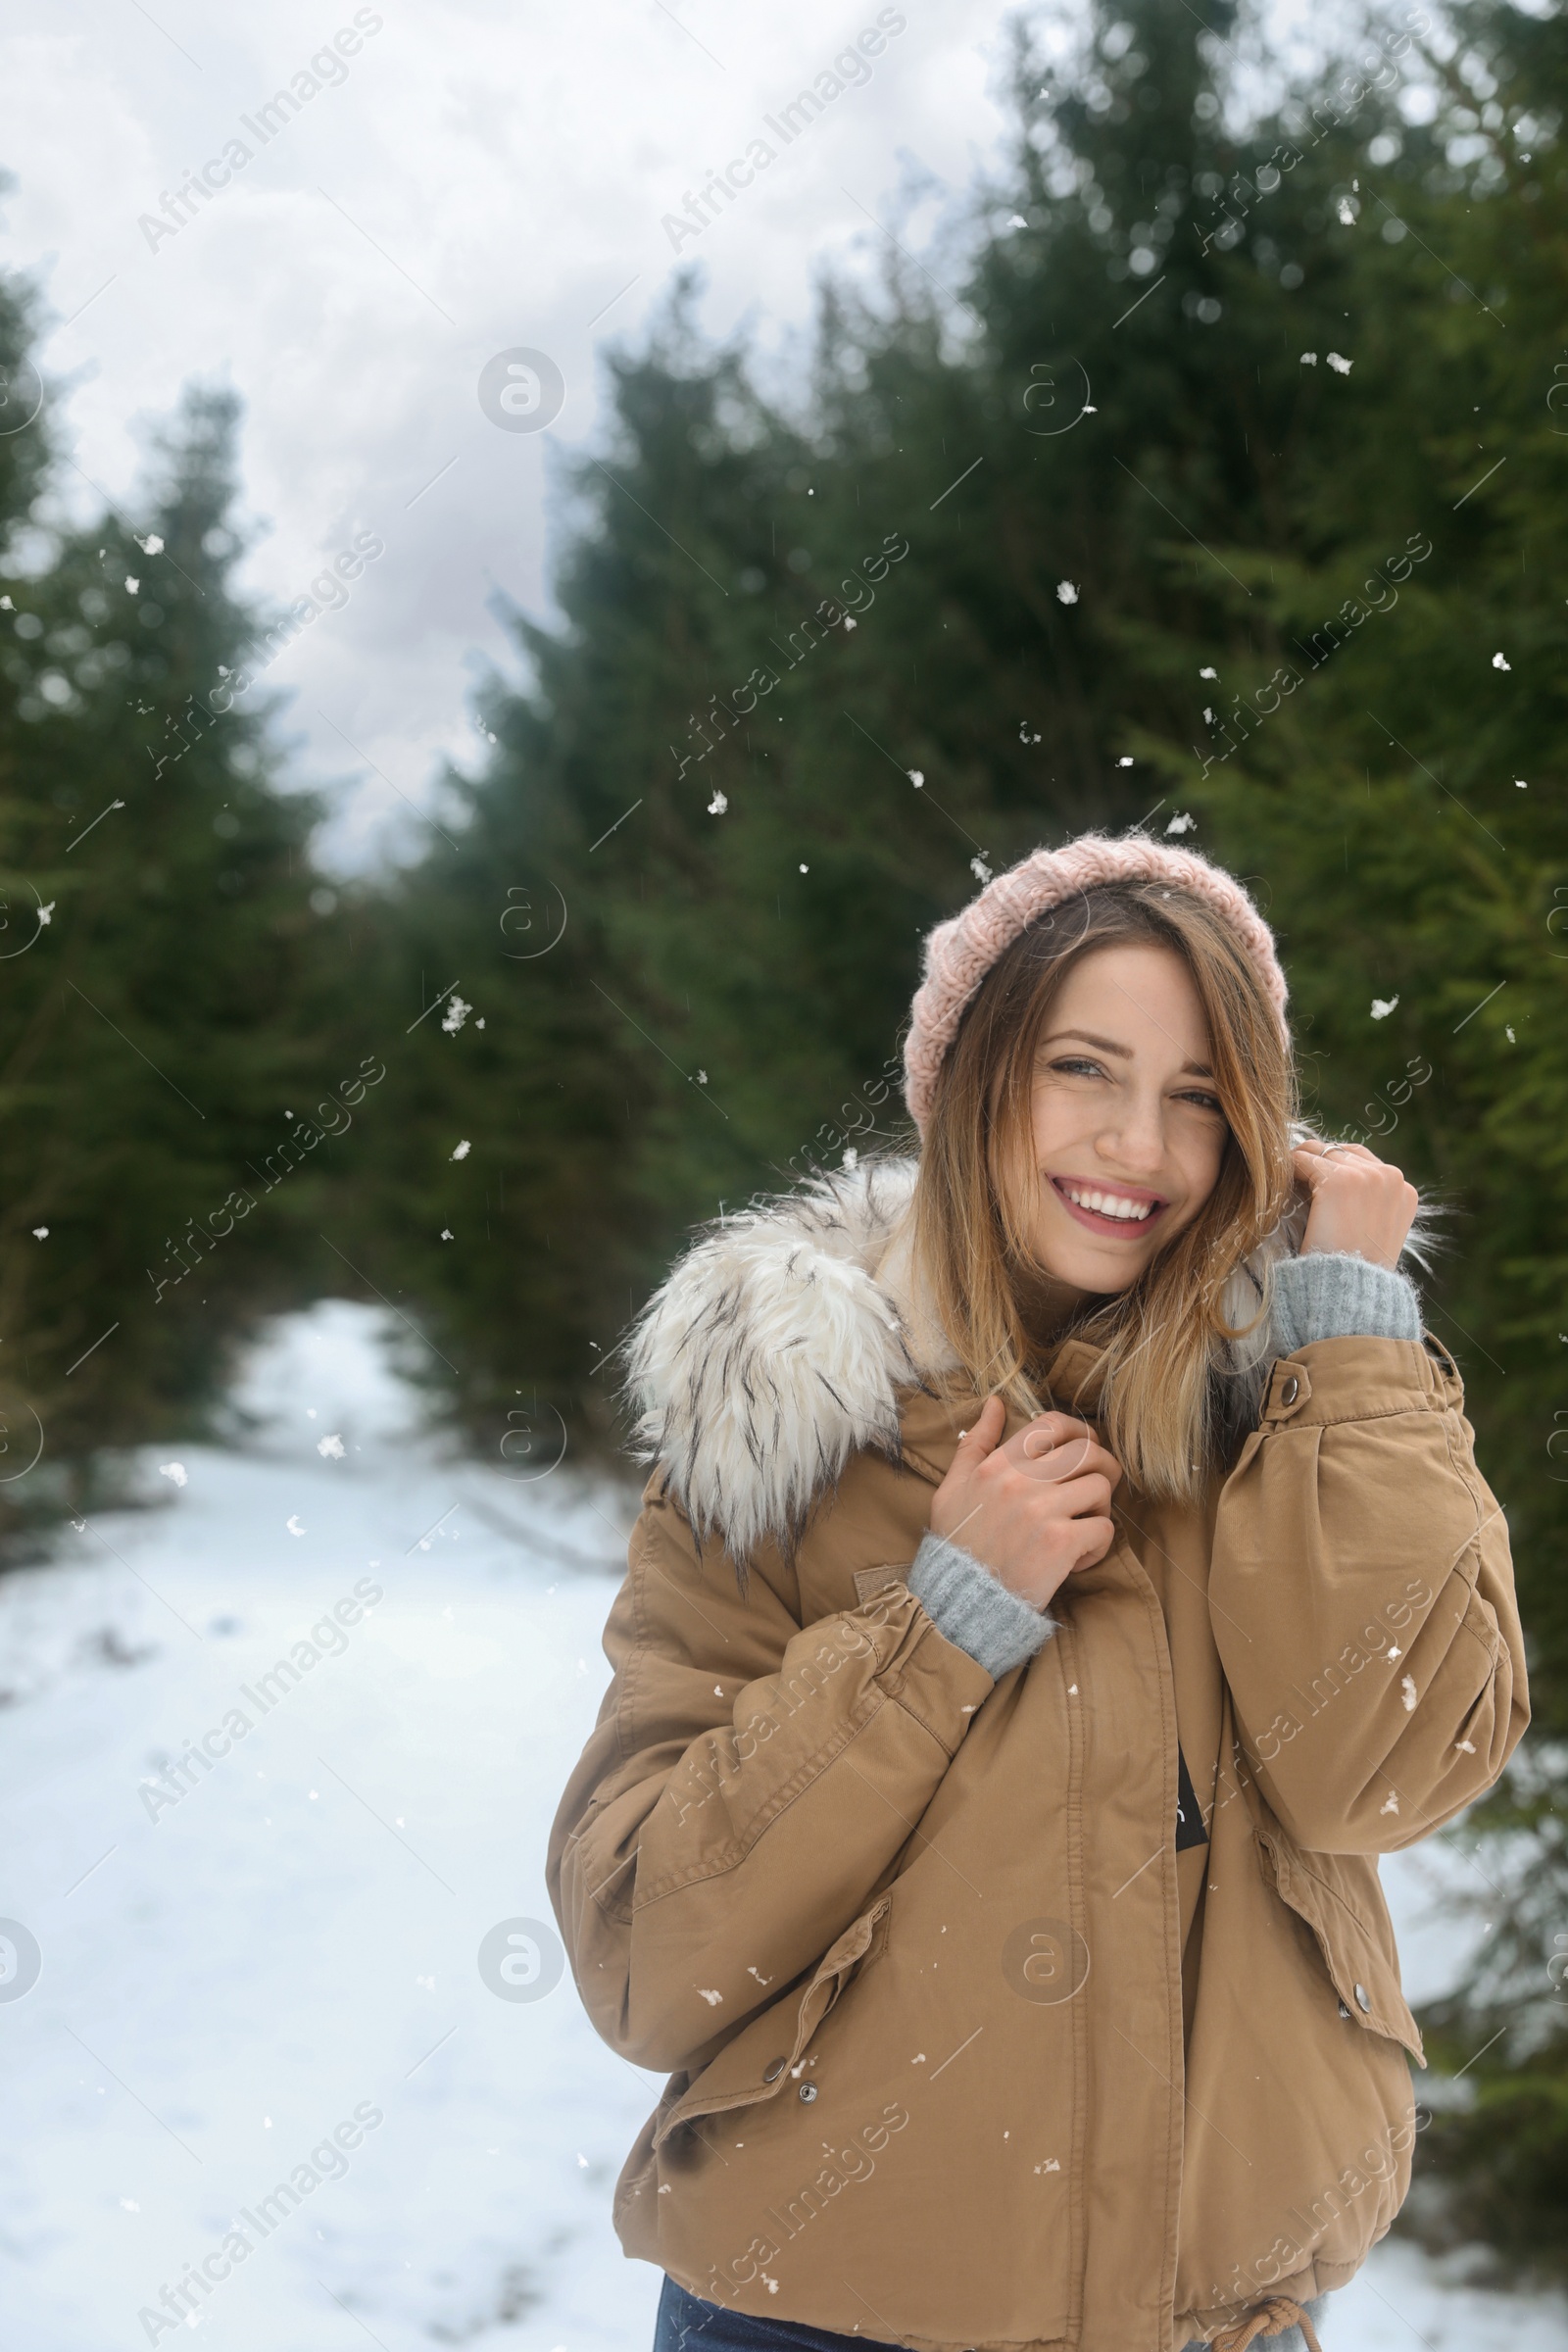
[0,1302,1562,2352]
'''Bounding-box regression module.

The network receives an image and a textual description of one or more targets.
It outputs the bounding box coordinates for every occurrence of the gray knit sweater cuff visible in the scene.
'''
[906,1531,1059,1680]
[1270,1250,1422,1356]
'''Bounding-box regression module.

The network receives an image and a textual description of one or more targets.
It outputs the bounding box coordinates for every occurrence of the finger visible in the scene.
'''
[1020,1440,1122,1494]
[1291,1145,1342,1191]
[1050,1471,1114,1520]
[954,1395,1006,1462]
[1017,1411,1095,1460]
[1296,1139,1381,1172]
[1065,1516,1116,1572]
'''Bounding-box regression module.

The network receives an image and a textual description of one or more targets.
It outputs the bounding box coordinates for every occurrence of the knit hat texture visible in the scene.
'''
[903,830,1289,1136]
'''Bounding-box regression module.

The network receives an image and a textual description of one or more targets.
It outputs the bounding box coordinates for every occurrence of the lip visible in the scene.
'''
[1049,1175,1170,1240]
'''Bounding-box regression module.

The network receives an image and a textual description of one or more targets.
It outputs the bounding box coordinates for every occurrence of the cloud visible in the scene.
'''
[2,2,1006,873]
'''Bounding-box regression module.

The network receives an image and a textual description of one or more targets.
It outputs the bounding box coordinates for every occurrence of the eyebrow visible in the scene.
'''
[1040,1027,1214,1080]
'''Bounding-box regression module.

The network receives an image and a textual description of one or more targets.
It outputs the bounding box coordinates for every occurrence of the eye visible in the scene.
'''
[1176,1086,1225,1114]
[1047,1055,1107,1080]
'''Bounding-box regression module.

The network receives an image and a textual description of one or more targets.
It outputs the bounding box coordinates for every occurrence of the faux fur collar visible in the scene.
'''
[622,1155,1329,1562]
[621,1159,930,1567]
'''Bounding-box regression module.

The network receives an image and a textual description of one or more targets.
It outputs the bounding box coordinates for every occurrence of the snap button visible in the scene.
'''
[1281,1375,1299,1406]
[1354,1983,1371,2013]
[762,2056,787,2083]
[798,2082,818,2102]
[1338,2000,1351,2020]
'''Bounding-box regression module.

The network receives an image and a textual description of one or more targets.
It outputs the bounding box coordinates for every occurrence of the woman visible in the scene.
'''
[548,831,1526,2352]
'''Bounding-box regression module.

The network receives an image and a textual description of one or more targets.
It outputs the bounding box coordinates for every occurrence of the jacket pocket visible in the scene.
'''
[653,1894,893,2150]
[1253,1826,1425,2066]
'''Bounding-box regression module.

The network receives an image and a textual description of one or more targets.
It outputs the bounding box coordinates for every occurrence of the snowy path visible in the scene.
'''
[0,1304,1562,2352]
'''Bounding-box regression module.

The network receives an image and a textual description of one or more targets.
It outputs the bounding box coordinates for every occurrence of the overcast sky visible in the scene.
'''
[2,0,1368,872]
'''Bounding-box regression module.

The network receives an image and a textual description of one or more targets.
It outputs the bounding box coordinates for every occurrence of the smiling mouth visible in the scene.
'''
[1050,1176,1169,1236]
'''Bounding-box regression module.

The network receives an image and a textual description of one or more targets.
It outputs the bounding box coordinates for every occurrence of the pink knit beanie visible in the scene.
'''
[903,830,1289,1136]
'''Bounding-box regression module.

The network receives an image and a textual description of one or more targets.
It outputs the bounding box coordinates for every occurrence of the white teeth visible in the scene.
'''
[1061,1183,1152,1223]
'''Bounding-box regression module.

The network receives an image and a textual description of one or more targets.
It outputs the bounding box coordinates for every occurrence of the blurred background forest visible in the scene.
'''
[3,0,1566,2288]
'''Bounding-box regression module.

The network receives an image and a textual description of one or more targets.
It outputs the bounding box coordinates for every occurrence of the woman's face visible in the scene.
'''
[1019,941,1229,1298]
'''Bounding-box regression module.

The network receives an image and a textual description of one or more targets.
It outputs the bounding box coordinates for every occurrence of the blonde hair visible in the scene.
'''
[909,882,1298,1501]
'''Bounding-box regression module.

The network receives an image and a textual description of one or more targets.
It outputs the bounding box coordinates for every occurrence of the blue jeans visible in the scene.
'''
[655,2273,1330,2352]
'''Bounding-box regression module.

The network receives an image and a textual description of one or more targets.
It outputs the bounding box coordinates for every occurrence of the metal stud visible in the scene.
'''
[1354,1983,1371,2013]
[1281,1375,1299,1406]
[762,2056,787,2083]
[799,2081,818,2102]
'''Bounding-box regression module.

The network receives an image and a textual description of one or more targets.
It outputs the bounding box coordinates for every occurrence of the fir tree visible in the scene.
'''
[0,382,343,1535]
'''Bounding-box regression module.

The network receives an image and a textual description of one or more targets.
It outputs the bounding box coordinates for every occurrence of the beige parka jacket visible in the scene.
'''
[547,1159,1527,2352]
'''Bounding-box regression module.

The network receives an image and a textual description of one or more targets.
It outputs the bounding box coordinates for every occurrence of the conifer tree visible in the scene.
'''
[0,380,341,1534]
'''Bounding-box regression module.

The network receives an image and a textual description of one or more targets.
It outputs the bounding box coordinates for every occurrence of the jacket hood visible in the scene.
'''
[622,1152,1420,1561]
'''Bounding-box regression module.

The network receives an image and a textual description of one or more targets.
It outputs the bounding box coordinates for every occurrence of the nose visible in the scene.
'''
[1095,1089,1167,1176]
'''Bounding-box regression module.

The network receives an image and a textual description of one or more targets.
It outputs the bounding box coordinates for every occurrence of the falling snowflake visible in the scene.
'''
[694,1069,708,1085]
[970,856,993,883]
[31,1225,47,1239]
[124,576,140,595]
[1516,778,1528,789]
[451,1139,471,1160]
[1400,1675,1417,1713]
[442,993,471,1033]
[159,1462,188,1488]
[1327,352,1352,373]
[317,1434,345,1459]
[1505,1024,1516,1043]
[1336,197,1356,224]
[1007,214,1028,228]
[1203,706,1215,723]
[285,1514,306,1536]
[1492,652,1511,671]
[843,614,858,631]
[1166,812,1196,834]
[136,533,164,555]
[37,901,54,924]
[440,1228,454,1241]
[1199,665,1218,679]
[908,768,924,787]
[1379,1791,1399,1815]
[843,1146,859,1171]
[1455,1738,1476,1754]
[1370,996,1398,1019]
[708,788,728,814]
[799,862,808,873]
[697,1988,723,2006]
[1055,580,1079,605]
[1299,353,1318,367]
[1116,756,1134,767]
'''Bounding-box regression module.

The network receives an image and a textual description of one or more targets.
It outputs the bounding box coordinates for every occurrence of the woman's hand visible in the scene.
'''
[1293,1139,1419,1270]
[929,1400,1123,1612]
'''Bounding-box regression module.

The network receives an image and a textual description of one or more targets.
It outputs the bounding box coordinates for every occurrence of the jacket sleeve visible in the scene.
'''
[1208,1332,1528,1854]
[546,1482,996,2072]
